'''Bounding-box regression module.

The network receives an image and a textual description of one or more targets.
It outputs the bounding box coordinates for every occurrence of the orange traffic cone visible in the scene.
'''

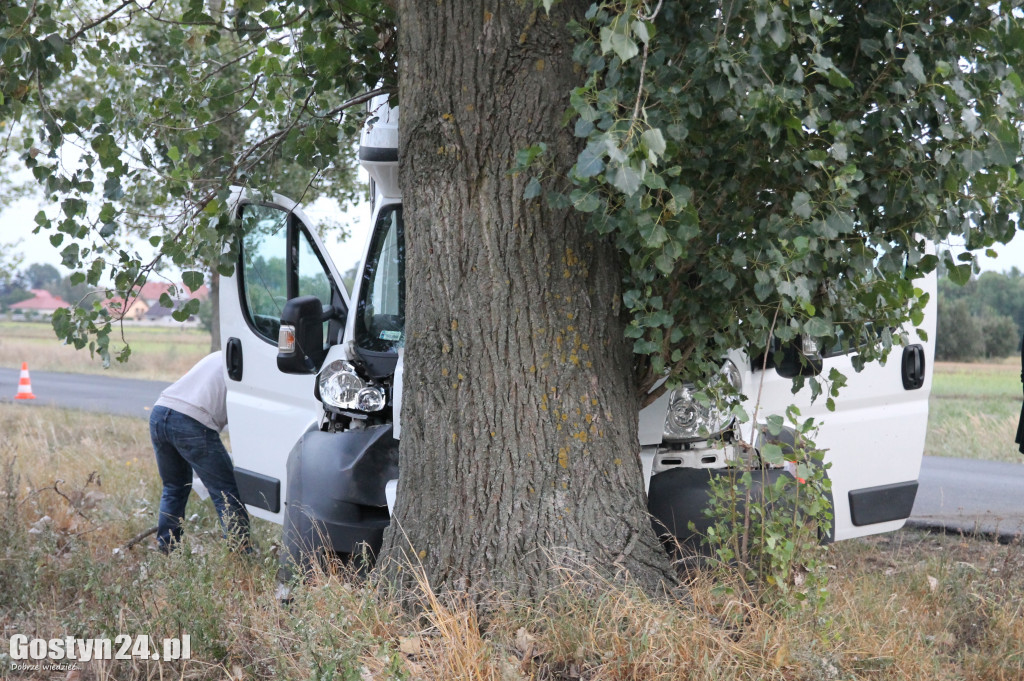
[14,362,36,400]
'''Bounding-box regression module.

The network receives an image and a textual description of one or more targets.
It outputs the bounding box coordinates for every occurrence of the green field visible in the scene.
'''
[926,360,1024,463]
[0,320,211,382]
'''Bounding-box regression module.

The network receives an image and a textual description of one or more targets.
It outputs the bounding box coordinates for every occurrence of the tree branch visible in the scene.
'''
[68,0,136,43]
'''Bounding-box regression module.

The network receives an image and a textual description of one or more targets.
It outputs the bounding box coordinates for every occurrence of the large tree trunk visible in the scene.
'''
[379,1,675,598]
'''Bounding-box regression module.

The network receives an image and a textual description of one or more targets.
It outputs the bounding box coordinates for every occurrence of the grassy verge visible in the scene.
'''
[926,360,1024,463]
[0,321,211,382]
[1,405,1021,680]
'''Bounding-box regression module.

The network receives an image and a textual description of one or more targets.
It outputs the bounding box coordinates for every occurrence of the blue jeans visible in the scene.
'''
[150,405,250,551]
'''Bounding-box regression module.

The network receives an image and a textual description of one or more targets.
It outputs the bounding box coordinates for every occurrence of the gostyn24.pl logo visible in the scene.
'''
[8,634,191,666]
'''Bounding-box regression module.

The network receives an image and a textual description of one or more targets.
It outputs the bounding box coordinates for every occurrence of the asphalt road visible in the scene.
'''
[2,367,1022,540]
[908,456,1024,540]
[0,367,169,419]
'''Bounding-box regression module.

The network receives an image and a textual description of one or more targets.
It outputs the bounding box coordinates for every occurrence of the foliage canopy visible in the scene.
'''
[1,0,1023,395]
[557,1,1024,402]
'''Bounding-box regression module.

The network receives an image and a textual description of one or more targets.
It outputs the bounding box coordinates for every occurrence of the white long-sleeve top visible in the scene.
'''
[154,351,228,432]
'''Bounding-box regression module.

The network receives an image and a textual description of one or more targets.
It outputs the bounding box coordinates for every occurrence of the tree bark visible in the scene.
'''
[379,1,676,599]
[208,270,220,352]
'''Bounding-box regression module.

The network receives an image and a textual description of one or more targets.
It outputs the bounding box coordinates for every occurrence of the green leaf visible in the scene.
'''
[609,164,643,196]
[761,443,784,465]
[641,128,667,158]
[791,192,812,219]
[755,11,768,33]
[103,176,124,200]
[633,338,660,354]
[903,53,926,84]
[803,317,831,338]
[576,144,605,178]
[95,97,114,122]
[182,270,204,292]
[523,177,542,200]
[601,28,639,62]
[654,252,675,274]
[60,243,80,268]
[514,142,547,170]
[570,189,601,212]
[947,263,972,286]
[959,149,985,174]
[632,19,650,44]
[172,298,201,323]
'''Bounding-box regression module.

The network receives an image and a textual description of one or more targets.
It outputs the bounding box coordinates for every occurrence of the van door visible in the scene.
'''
[746,273,938,541]
[219,195,348,523]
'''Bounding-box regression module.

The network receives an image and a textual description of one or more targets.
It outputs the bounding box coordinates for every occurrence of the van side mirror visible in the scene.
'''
[759,336,823,378]
[277,296,326,374]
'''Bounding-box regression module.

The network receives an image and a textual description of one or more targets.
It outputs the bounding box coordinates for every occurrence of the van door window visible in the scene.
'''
[297,229,333,307]
[239,203,338,345]
[356,206,405,353]
[240,205,289,342]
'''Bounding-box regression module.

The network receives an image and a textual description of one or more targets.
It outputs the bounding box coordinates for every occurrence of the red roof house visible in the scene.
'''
[104,295,150,321]
[10,289,69,315]
[137,281,209,306]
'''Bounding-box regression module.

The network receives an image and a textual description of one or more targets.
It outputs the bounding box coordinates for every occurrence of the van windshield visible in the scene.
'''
[355,206,405,354]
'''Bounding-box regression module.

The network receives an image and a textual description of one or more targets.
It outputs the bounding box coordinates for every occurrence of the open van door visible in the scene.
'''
[219,194,349,523]
[745,272,938,541]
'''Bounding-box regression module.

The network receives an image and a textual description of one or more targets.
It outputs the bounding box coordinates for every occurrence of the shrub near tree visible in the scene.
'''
[980,312,1020,359]
[936,299,984,361]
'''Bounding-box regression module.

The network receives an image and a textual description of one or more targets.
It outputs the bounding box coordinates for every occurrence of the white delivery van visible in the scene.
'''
[219,99,936,565]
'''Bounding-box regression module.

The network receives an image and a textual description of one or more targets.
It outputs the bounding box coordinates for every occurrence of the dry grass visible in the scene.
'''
[0,321,211,381]
[2,405,1022,680]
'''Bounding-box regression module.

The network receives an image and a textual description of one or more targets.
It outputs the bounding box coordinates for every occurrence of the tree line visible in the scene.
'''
[938,268,1024,361]
[0,261,89,311]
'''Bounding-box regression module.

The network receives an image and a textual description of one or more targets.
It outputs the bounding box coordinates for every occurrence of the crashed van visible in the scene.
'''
[218,100,936,564]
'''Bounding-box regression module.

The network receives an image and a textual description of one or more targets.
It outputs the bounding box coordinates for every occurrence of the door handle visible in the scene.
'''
[226,337,243,381]
[901,344,925,390]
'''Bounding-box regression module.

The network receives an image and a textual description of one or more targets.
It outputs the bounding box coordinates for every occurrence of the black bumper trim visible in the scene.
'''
[359,146,398,163]
[848,480,918,526]
[235,467,281,513]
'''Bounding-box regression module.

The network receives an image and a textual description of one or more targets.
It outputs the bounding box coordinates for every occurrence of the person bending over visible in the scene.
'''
[150,351,250,552]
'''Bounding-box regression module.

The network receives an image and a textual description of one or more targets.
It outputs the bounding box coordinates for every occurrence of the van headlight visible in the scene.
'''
[319,360,386,412]
[663,360,742,441]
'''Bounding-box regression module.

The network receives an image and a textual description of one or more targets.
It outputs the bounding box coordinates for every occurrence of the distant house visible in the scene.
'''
[138,281,210,307]
[101,280,209,324]
[105,295,150,321]
[9,289,69,319]
[144,302,179,325]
